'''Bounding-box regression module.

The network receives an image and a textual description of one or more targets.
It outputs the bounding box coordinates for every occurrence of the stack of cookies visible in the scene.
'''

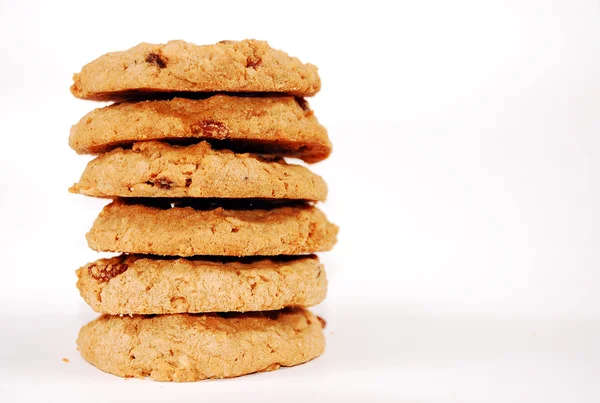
[69,39,338,381]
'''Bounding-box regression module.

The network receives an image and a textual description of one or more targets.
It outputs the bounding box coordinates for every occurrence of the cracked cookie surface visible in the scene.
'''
[71,39,321,100]
[77,254,327,314]
[86,200,338,256]
[77,308,325,381]
[69,95,331,163]
[70,141,327,200]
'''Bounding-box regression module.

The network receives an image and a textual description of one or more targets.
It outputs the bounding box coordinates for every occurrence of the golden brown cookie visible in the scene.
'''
[76,254,327,314]
[69,95,331,163]
[86,200,339,256]
[71,40,320,100]
[70,141,327,201]
[77,308,325,381]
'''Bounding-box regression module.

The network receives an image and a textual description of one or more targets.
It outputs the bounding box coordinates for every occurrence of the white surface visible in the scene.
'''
[1,0,600,401]
[2,308,600,402]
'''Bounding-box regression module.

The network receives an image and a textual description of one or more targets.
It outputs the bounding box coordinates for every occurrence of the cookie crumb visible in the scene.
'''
[62,358,70,363]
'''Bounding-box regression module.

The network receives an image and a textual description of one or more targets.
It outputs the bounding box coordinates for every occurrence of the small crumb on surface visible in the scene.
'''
[62,358,70,363]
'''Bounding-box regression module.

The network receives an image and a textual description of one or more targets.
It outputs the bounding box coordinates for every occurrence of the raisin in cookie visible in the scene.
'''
[70,141,327,201]
[71,40,320,100]
[69,95,330,163]
[77,254,327,314]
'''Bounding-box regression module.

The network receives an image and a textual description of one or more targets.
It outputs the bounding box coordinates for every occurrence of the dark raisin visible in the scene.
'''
[246,55,262,69]
[145,52,167,68]
[190,120,230,139]
[88,263,128,282]
[146,177,173,189]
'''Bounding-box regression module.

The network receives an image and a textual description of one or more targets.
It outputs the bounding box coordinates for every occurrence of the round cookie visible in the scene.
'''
[77,308,325,381]
[77,254,327,314]
[69,141,327,201]
[86,200,339,256]
[69,95,331,163]
[71,39,321,101]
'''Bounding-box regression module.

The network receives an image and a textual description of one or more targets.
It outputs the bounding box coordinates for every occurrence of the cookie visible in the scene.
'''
[86,200,338,256]
[77,308,325,381]
[71,40,320,101]
[69,141,327,201]
[69,95,331,163]
[76,254,327,314]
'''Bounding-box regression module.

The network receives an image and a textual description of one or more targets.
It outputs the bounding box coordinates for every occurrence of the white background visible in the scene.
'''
[1,0,599,401]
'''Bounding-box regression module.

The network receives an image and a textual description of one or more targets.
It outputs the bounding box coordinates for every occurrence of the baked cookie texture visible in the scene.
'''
[70,141,327,201]
[69,95,331,163]
[70,39,335,381]
[86,200,339,256]
[77,308,325,381]
[71,40,321,100]
[76,254,327,314]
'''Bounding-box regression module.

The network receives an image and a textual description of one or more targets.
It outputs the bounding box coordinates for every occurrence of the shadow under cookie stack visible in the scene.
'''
[69,39,338,381]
